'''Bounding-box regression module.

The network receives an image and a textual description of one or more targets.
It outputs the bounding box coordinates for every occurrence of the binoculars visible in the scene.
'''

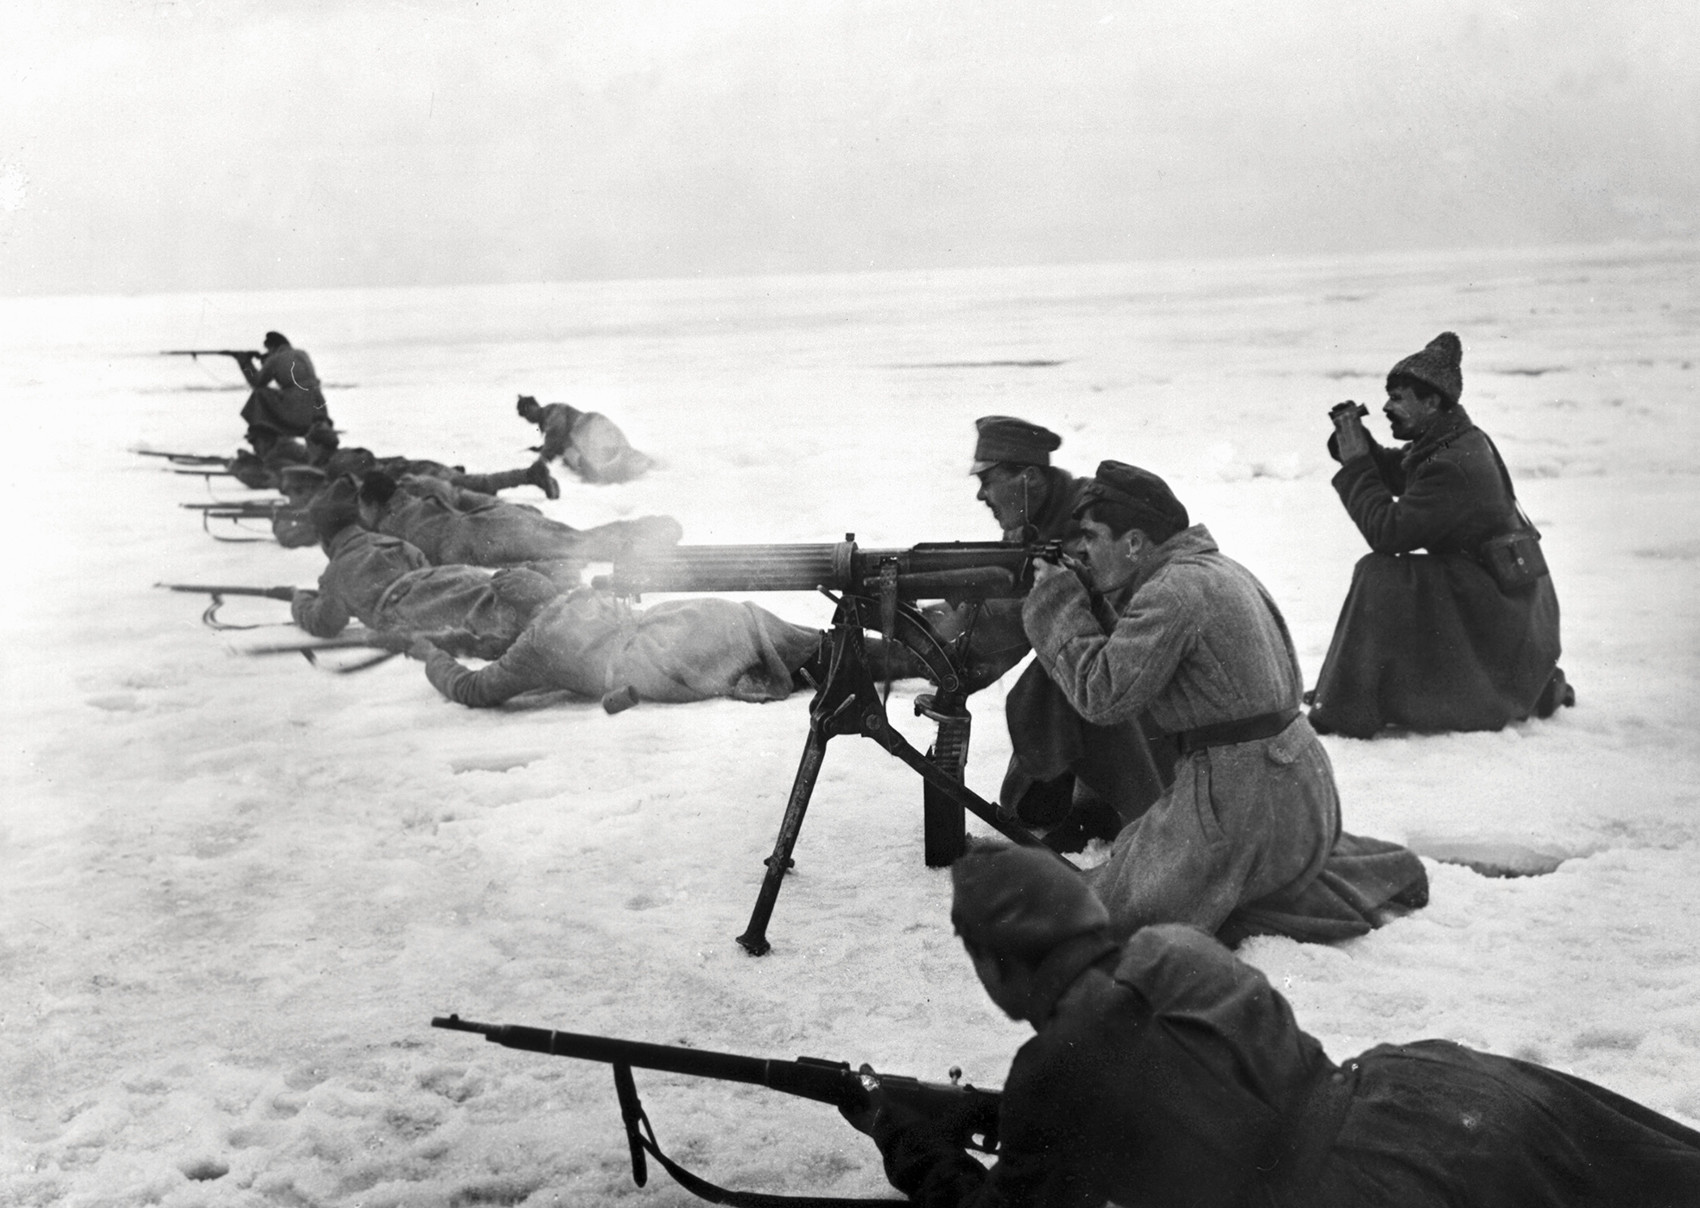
[1329,401,1369,421]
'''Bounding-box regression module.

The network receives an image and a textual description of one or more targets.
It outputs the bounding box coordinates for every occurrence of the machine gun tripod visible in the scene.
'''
[739,587,1049,955]
[598,535,1060,956]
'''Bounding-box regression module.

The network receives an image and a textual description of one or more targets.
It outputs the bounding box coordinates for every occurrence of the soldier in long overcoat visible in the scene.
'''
[516,395,654,485]
[289,477,560,659]
[1021,461,1425,943]
[357,471,681,573]
[927,417,1174,852]
[1310,331,1570,737]
[410,589,826,711]
[236,332,331,456]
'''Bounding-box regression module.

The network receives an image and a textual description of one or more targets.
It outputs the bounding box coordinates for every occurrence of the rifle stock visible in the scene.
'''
[431,1013,1001,1197]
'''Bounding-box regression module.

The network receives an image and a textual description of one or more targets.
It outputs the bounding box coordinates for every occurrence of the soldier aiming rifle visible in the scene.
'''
[431,1013,1000,1204]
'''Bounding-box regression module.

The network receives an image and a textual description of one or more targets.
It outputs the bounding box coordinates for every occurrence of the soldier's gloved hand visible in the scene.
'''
[405,636,439,661]
[838,1069,938,1141]
[1332,409,1372,463]
[1032,552,1087,587]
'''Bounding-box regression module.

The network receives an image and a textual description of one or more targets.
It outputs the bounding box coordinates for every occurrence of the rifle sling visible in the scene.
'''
[615,1068,904,1207]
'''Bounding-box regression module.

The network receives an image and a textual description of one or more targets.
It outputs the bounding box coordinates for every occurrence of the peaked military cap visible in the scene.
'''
[1075,460,1190,538]
[1387,331,1463,406]
[971,416,1062,475]
[950,843,1108,963]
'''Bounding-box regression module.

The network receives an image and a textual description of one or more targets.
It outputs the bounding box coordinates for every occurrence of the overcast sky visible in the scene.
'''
[4,0,1695,296]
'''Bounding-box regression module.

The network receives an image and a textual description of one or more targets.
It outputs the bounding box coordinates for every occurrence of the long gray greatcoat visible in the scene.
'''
[1022,526,1425,943]
[874,925,1700,1208]
[422,590,823,708]
[290,526,544,659]
[376,476,681,571]
[375,477,581,566]
[239,345,329,438]
[928,466,1173,825]
[535,403,653,484]
[1310,406,1561,737]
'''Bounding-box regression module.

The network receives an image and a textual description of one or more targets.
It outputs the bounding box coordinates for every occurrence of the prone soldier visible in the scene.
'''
[846,842,1700,1207]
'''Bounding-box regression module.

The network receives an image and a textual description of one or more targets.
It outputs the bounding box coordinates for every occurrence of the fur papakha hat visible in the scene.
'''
[1387,331,1463,406]
[950,843,1108,963]
[970,416,1063,475]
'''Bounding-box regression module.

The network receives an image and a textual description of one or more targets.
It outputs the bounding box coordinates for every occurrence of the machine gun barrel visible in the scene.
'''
[594,538,1056,601]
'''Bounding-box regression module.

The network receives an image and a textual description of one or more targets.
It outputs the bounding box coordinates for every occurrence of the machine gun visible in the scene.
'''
[594,536,1064,955]
[432,1013,1000,1205]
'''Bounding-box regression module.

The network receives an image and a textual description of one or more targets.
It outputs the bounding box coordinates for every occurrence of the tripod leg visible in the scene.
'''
[736,724,831,956]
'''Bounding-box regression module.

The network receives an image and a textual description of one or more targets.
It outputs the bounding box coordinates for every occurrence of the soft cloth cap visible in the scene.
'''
[971,416,1062,475]
[950,843,1108,963]
[1075,460,1190,539]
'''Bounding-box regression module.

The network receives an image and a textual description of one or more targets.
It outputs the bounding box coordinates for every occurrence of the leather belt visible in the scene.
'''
[1174,708,1299,755]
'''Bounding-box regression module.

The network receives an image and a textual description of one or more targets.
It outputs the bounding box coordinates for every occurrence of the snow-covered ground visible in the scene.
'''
[2,242,1698,1206]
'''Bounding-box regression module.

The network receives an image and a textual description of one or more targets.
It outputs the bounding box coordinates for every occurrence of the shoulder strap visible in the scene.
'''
[1476,432,1536,534]
[613,1064,901,1207]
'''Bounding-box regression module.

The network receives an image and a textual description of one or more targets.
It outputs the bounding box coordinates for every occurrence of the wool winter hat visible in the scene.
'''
[307,475,362,538]
[1386,331,1463,406]
[1075,460,1189,541]
[950,843,1108,963]
[277,464,328,499]
[971,416,1063,475]
[263,331,288,349]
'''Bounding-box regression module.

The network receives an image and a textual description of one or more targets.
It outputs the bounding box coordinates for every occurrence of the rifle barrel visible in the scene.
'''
[431,1015,1002,1153]
[431,1015,829,1096]
[156,583,296,600]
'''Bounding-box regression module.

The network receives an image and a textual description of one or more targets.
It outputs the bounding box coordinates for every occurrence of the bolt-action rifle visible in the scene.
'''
[157,582,297,600]
[431,1013,1000,1206]
[156,581,297,629]
[130,447,231,466]
[179,500,288,514]
[178,498,293,543]
[160,349,259,360]
[594,536,1065,956]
